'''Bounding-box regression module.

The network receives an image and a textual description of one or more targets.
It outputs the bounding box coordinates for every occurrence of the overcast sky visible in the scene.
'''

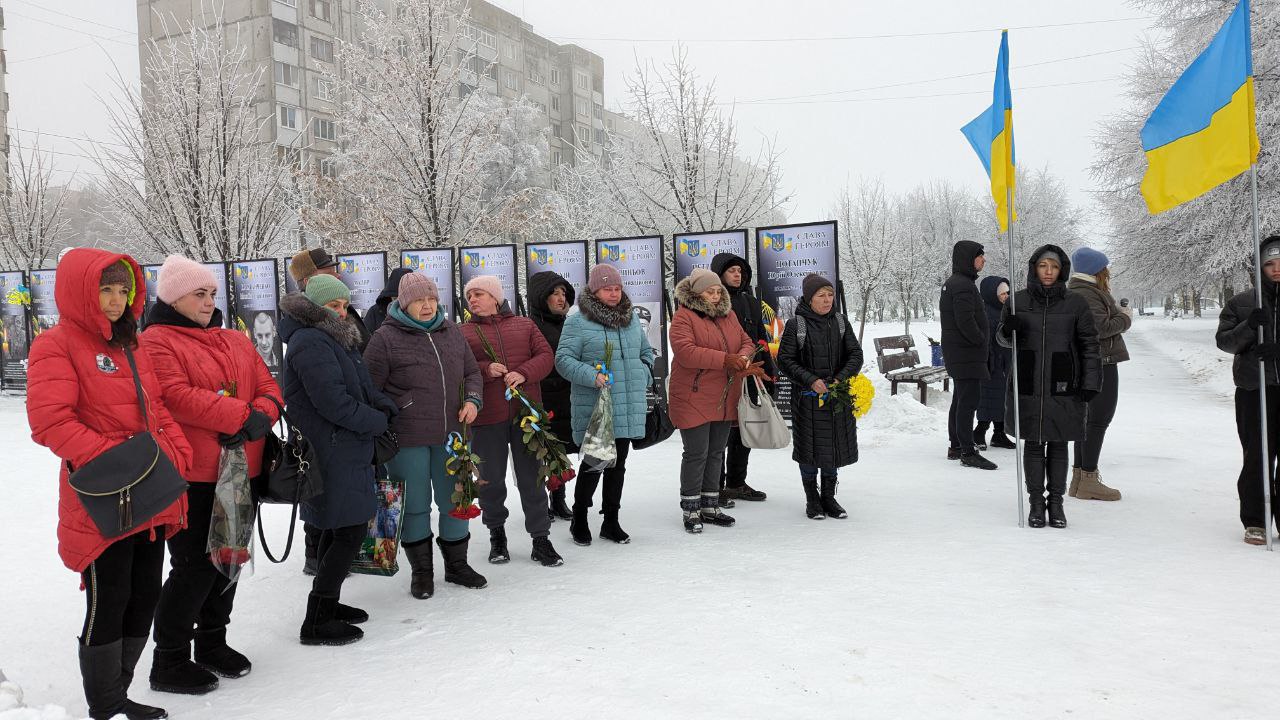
[6,0,1155,237]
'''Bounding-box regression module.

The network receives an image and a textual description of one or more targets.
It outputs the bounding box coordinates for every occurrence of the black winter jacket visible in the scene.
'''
[1217,280,1280,390]
[997,245,1101,442]
[777,300,863,469]
[711,252,777,384]
[363,268,414,335]
[939,240,990,380]
[528,270,579,452]
[977,275,1010,422]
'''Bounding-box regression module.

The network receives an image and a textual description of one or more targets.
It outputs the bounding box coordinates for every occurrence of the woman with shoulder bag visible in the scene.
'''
[668,268,763,533]
[363,272,488,599]
[554,264,656,546]
[279,275,397,646]
[26,248,194,720]
[140,255,282,693]
[777,274,864,521]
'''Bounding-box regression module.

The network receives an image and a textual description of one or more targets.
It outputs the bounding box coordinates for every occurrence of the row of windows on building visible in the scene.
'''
[278,103,336,142]
[274,0,332,23]
[273,18,335,63]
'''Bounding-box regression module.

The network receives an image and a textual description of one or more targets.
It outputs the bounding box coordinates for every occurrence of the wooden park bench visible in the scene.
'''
[873,335,950,404]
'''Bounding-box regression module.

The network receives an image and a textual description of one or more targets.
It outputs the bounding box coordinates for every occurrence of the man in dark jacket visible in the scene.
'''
[939,240,997,470]
[711,252,776,503]
[363,267,413,334]
[528,270,578,522]
[1216,234,1280,546]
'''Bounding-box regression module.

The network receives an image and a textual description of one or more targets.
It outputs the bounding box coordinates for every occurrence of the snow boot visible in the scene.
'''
[1047,462,1068,529]
[488,525,510,564]
[569,504,592,546]
[716,490,738,509]
[947,446,961,461]
[973,421,989,451]
[1244,527,1266,545]
[149,646,218,695]
[120,637,168,720]
[437,535,488,588]
[403,537,435,599]
[961,451,998,470]
[299,593,363,646]
[990,423,1016,449]
[1075,469,1121,501]
[530,536,564,567]
[722,483,767,501]
[820,477,848,519]
[700,494,736,527]
[334,602,368,624]
[598,509,631,544]
[1068,467,1081,497]
[548,487,573,522]
[681,498,703,533]
[1025,451,1047,529]
[802,478,826,520]
[193,627,251,679]
[78,640,129,720]
[1028,496,1047,528]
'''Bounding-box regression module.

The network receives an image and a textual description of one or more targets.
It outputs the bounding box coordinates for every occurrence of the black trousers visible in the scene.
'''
[153,483,237,650]
[313,524,365,598]
[720,426,751,489]
[80,532,165,647]
[948,379,981,453]
[1235,385,1280,531]
[1073,364,1120,472]
[575,439,630,512]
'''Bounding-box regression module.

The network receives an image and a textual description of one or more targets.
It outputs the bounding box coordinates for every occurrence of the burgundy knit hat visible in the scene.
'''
[588,263,623,292]
[397,272,439,307]
[801,273,834,304]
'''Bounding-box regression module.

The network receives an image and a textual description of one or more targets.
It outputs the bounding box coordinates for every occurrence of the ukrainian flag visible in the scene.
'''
[1141,0,1259,214]
[962,31,1017,233]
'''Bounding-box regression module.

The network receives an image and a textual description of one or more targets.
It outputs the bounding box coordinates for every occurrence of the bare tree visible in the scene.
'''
[0,134,71,270]
[834,178,896,339]
[93,12,295,262]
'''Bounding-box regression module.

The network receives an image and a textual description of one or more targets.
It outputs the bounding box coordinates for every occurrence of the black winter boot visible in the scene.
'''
[990,422,1016,449]
[802,478,825,520]
[300,593,363,646]
[598,509,631,543]
[548,487,573,522]
[403,538,435,599]
[334,602,368,624]
[1047,469,1068,529]
[530,536,564,566]
[120,637,168,720]
[79,640,128,720]
[699,494,736,527]
[488,526,510,564]
[1025,445,1047,528]
[973,421,990,451]
[820,477,848,519]
[193,627,251,679]
[569,505,592,546]
[681,497,703,533]
[437,535,488,588]
[960,451,998,470]
[149,646,218,695]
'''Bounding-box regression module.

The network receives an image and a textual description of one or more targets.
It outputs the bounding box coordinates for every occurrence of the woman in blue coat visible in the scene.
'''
[555,264,656,547]
[279,275,396,647]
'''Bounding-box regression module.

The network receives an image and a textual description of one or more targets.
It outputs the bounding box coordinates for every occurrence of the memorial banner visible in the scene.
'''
[458,244,519,314]
[337,252,386,316]
[595,235,667,378]
[525,241,588,302]
[28,269,58,338]
[230,259,283,375]
[400,248,457,321]
[142,263,230,329]
[673,229,748,283]
[0,271,29,384]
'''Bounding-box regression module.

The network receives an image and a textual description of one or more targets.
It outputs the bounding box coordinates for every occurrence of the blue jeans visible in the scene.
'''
[384,445,469,543]
[799,463,837,480]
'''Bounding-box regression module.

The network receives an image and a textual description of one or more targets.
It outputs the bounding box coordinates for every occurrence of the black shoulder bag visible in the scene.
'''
[68,346,189,539]
[253,395,323,563]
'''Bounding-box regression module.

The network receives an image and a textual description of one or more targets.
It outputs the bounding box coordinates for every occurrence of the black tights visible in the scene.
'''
[80,532,165,646]
[312,524,365,598]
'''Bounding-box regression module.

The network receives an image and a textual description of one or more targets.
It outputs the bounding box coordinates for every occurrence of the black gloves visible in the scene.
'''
[1003,314,1027,336]
[1257,342,1280,361]
[241,410,273,441]
[1248,308,1267,329]
[1077,388,1099,403]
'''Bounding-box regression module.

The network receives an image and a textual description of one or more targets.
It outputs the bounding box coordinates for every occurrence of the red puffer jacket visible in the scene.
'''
[141,302,282,482]
[460,309,555,426]
[26,249,194,574]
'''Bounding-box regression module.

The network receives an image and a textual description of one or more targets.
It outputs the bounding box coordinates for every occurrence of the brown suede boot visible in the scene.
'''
[1075,469,1121,501]
[1068,467,1081,497]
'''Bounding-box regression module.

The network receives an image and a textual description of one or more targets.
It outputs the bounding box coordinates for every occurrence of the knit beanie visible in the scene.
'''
[1263,236,1280,265]
[588,263,623,292]
[397,271,439,307]
[1071,247,1109,276]
[1035,248,1063,267]
[156,255,218,304]
[997,281,1010,297]
[99,261,134,291]
[801,273,834,304]
[464,275,504,307]
[304,273,351,308]
[687,267,722,295]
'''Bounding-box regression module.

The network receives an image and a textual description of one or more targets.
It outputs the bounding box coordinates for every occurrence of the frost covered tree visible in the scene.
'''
[1093,0,1279,298]
[0,134,71,271]
[833,178,897,339]
[94,14,295,262]
[974,166,1084,286]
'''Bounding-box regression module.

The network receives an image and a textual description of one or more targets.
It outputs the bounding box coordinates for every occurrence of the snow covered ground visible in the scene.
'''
[3,315,1279,719]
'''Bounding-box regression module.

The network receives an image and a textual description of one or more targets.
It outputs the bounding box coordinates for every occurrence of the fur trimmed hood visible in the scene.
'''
[280,293,362,349]
[579,288,634,328]
[675,276,731,318]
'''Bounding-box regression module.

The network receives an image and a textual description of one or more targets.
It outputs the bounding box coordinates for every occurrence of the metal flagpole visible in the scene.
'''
[1249,165,1273,551]
[1007,186,1025,527]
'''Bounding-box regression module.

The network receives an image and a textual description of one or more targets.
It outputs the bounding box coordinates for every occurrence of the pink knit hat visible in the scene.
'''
[464,275,504,306]
[157,255,218,304]
[588,263,623,292]
[398,271,439,306]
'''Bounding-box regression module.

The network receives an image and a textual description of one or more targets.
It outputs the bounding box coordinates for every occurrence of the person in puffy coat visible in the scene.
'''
[998,245,1101,530]
[459,275,563,567]
[711,252,776,504]
[279,275,396,646]
[940,240,997,470]
[528,270,579,523]
[777,274,863,520]
[141,255,282,694]
[974,276,1015,450]
[364,272,488,599]
[554,264,656,547]
[669,268,763,533]
[362,267,413,335]
[26,248,193,720]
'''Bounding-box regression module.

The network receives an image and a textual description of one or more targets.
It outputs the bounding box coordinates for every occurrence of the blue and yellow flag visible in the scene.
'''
[1141,0,1259,214]
[962,31,1017,233]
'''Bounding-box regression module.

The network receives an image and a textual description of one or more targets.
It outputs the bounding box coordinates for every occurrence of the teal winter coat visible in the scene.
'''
[555,290,656,445]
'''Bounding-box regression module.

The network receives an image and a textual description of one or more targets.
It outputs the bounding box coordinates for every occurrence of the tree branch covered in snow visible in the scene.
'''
[0,134,71,270]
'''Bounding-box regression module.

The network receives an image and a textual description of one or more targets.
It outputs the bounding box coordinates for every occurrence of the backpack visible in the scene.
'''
[795,313,846,351]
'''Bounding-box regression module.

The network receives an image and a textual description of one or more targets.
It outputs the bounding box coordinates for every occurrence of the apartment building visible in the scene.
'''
[0,2,9,193]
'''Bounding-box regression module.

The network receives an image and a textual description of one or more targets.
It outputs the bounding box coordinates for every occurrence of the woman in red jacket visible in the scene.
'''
[141,255,282,694]
[26,248,193,720]
[459,275,563,567]
[669,268,763,534]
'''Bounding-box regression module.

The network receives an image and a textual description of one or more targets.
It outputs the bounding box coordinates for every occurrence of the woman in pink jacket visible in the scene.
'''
[668,268,766,533]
